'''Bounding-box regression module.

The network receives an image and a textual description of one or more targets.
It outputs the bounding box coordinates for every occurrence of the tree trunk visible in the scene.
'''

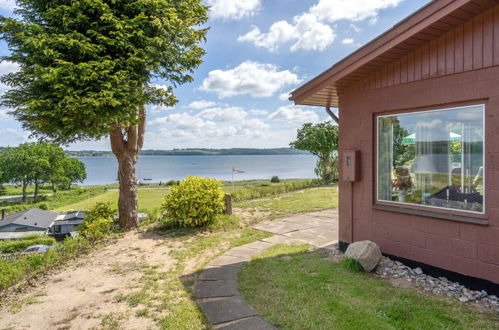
[117,153,139,229]
[22,180,27,202]
[34,180,39,200]
[110,106,146,230]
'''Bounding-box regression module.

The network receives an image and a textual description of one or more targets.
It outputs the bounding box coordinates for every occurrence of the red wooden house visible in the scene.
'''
[292,0,499,288]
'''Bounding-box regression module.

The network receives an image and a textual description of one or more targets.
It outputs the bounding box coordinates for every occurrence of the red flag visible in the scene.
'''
[232,167,245,173]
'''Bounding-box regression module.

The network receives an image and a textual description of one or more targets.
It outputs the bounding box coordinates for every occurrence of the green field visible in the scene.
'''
[53,188,169,212]
[2,179,324,215]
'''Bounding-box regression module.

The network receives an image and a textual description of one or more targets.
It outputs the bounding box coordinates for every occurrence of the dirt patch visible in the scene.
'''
[0,230,175,329]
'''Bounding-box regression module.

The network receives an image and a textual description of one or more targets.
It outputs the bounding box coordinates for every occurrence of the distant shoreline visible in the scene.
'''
[65,148,310,157]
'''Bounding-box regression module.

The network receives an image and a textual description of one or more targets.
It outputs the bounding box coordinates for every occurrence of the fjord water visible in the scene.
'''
[79,155,318,185]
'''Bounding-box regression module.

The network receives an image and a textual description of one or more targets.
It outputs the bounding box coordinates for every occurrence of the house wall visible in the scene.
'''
[345,6,499,95]
[339,66,499,284]
[0,224,44,232]
[338,7,499,284]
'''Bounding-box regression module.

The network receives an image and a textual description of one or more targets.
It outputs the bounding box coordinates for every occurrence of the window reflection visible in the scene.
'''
[377,105,484,213]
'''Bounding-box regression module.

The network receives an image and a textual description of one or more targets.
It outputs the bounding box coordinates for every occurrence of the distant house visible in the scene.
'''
[0,209,58,233]
[0,209,87,240]
[48,211,86,240]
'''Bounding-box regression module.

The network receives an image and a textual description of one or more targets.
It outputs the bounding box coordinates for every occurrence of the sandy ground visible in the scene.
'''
[0,230,176,330]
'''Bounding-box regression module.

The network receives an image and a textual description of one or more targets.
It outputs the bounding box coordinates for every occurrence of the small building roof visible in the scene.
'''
[0,209,59,230]
[291,0,498,107]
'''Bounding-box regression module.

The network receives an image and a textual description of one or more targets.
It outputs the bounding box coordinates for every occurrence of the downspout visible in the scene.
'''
[325,106,339,124]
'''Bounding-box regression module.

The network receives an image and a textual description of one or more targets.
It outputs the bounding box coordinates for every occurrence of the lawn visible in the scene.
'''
[236,186,338,220]
[238,245,499,330]
[53,188,169,212]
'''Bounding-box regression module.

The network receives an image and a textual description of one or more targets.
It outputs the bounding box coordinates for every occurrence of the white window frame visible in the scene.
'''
[375,104,486,215]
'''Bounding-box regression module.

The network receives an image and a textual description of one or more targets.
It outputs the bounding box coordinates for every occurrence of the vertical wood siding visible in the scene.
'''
[349,7,499,95]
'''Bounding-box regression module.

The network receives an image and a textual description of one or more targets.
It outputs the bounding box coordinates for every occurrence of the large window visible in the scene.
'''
[377,105,485,214]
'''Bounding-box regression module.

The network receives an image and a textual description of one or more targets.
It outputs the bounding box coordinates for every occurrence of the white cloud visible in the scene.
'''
[149,104,174,114]
[342,38,354,45]
[242,118,269,130]
[187,100,217,109]
[198,106,247,122]
[238,14,335,52]
[239,0,401,52]
[0,0,16,12]
[249,109,269,116]
[144,107,275,149]
[279,92,292,101]
[0,109,12,121]
[207,0,261,20]
[0,61,19,91]
[268,105,319,123]
[0,128,30,146]
[199,61,301,98]
[310,0,402,23]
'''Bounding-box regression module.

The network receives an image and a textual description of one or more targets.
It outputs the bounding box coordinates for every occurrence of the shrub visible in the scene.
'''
[270,176,280,183]
[0,236,57,253]
[85,202,116,223]
[161,176,224,228]
[166,180,177,186]
[38,203,49,210]
[78,202,116,242]
[231,179,322,202]
[0,185,6,196]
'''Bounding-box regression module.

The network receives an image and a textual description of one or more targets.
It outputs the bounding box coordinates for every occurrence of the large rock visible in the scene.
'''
[344,240,382,272]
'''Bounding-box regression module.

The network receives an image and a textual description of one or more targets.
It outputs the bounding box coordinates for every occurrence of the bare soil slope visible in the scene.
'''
[0,230,176,329]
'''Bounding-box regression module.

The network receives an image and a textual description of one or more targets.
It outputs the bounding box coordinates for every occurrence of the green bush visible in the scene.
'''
[0,236,57,253]
[78,202,116,242]
[38,203,49,210]
[161,176,224,227]
[166,180,177,186]
[231,179,322,202]
[270,176,280,183]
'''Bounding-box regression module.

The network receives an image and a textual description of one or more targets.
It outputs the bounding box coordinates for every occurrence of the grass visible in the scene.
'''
[236,186,338,220]
[107,227,271,329]
[0,186,108,215]
[238,244,499,330]
[223,179,322,201]
[53,188,168,212]
[0,235,57,253]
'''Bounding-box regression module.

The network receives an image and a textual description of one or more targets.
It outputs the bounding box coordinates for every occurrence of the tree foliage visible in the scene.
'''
[0,143,87,200]
[0,0,208,143]
[290,122,339,183]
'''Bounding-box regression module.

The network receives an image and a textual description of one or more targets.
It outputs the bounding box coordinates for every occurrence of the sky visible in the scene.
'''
[0,0,432,151]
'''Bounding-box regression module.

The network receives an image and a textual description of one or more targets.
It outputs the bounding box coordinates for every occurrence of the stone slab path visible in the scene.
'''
[195,209,338,329]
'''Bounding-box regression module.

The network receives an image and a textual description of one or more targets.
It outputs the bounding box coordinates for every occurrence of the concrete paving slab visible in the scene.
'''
[199,265,240,281]
[224,246,264,258]
[215,316,277,330]
[198,296,258,325]
[242,241,275,250]
[261,235,302,245]
[195,280,239,298]
[208,255,248,267]
[253,222,309,235]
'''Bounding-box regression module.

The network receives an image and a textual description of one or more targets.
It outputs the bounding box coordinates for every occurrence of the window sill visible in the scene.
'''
[372,204,489,226]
